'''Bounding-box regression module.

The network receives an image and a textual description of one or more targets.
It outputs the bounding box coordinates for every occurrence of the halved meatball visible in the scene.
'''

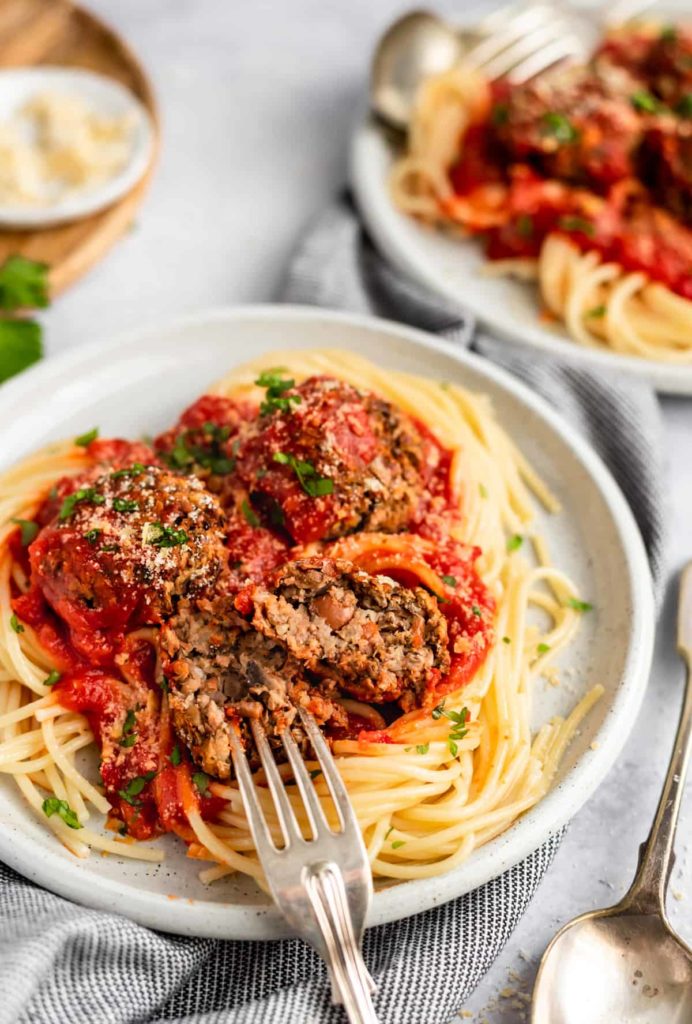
[160,594,346,778]
[235,376,428,543]
[30,464,227,662]
[238,557,450,704]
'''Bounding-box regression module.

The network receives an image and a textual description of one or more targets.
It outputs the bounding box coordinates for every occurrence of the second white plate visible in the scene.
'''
[350,119,692,395]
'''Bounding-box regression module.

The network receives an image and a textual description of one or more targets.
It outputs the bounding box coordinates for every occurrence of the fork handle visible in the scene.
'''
[304,862,379,1024]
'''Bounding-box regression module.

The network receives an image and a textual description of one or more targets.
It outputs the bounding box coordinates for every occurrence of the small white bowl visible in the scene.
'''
[0,65,155,229]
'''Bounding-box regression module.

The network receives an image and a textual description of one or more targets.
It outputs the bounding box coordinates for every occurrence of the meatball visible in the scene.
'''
[160,594,346,779]
[154,394,251,506]
[239,557,450,704]
[235,375,428,543]
[494,64,643,186]
[30,464,227,662]
[641,121,692,225]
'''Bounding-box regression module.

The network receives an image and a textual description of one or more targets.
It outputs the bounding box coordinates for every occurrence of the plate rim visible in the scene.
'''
[350,118,692,396]
[0,304,655,938]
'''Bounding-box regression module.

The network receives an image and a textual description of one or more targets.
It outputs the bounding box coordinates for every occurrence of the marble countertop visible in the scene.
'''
[44,0,691,1019]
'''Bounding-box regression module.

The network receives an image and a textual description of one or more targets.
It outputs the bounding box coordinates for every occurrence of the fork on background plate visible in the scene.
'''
[230,701,379,1024]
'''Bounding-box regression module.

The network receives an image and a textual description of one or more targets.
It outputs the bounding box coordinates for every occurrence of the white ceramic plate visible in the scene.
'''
[0,306,654,938]
[0,67,154,228]
[350,120,692,396]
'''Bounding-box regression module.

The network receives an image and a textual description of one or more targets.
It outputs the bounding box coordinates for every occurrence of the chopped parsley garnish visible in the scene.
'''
[74,427,98,447]
[541,112,579,143]
[587,304,606,319]
[630,90,663,114]
[0,255,49,310]
[144,522,188,548]
[10,613,23,634]
[119,709,138,748]
[661,25,677,41]
[169,744,182,766]
[192,771,210,795]
[471,605,482,617]
[112,462,146,478]
[384,826,393,840]
[272,451,334,498]
[502,636,511,644]
[42,796,81,830]
[112,497,139,513]
[241,499,260,527]
[432,703,470,741]
[479,482,488,499]
[676,93,692,118]
[516,214,533,238]
[507,534,523,552]
[558,216,595,237]
[165,427,235,476]
[415,743,430,755]
[255,369,301,416]
[118,771,156,806]
[566,596,593,612]
[309,768,322,780]
[391,840,406,849]
[441,574,457,588]
[84,528,101,544]
[11,518,38,546]
[491,102,509,125]
[448,739,458,757]
[59,488,105,521]
[537,642,551,654]
[101,544,119,553]
[43,670,61,686]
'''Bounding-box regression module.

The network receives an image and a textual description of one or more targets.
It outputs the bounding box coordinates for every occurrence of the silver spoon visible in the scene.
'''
[532,563,692,1023]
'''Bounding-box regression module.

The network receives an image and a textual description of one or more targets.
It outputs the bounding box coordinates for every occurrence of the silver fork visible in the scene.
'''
[230,705,378,1024]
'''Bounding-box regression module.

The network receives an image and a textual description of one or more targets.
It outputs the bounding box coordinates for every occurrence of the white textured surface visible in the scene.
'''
[36,0,692,1018]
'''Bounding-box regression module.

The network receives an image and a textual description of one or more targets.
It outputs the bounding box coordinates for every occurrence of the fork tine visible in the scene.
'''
[228,726,281,852]
[508,35,584,83]
[297,708,360,837]
[249,719,303,847]
[281,725,332,837]
[464,3,559,69]
[479,19,574,80]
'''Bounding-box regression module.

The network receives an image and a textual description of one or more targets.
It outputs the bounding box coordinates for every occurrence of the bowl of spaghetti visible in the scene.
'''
[0,306,653,937]
[352,17,692,392]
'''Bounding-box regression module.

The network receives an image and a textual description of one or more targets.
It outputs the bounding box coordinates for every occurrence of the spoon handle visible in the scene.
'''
[625,563,692,915]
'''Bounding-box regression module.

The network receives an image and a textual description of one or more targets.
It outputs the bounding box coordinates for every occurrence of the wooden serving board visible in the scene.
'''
[0,0,159,297]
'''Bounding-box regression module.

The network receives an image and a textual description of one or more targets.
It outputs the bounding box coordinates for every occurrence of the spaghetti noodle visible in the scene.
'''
[390,21,692,361]
[0,350,600,885]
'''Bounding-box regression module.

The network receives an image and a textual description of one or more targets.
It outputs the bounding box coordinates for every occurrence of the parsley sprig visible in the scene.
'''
[42,796,81,829]
[119,708,138,748]
[255,369,301,416]
[432,701,470,756]
[272,451,334,498]
[144,522,188,548]
[59,487,105,521]
[0,256,48,384]
[118,771,157,806]
[166,423,236,476]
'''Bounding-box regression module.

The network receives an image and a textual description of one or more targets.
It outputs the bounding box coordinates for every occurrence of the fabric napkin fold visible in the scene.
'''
[0,193,667,1024]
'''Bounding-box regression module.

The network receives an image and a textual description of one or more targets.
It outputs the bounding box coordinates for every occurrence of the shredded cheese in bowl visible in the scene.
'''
[0,91,137,208]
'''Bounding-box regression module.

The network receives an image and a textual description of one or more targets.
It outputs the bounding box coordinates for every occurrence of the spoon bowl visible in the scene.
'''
[533,907,692,1023]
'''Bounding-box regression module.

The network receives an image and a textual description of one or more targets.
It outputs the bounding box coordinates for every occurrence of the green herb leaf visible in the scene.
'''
[43,669,61,686]
[479,482,488,499]
[491,102,509,125]
[587,304,607,319]
[119,708,137,747]
[507,534,523,552]
[630,90,663,114]
[10,613,24,634]
[566,596,593,612]
[74,427,98,447]
[676,92,692,118]
[143,522,188,548]
[472,605,482,617]
[272,451,334,498]
[541,111,579,143]
[59,487,105,521]
[112,497,138,513]
[84,528,101,544]
[192,771,210,795]
[0,319,43,383]
[558,216,595,237]
[112,462,146,479]
[448,739,458,757]
[391,840,406,849]
[118,770,156,805]
[170,744,182,766]
[309,768,322,780]
[537,642,551,654]
[11,517,38,546]
[431,701,446,720]
[241,499,259,527]
[441,574,457,588]
[415,743,430,755]
[0,256,49,311]
[661,25,677,41]
[502,636,511,644]
[42,796,82,829]
[516,214,533,238]
[255,369,302,416]
[384,825,393,840]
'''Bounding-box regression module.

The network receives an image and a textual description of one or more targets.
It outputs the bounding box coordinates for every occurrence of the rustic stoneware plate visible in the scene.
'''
[0,306,654,938]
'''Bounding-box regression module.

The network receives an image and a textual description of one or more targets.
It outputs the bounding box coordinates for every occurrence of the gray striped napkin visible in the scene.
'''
[0,193,666,1024]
